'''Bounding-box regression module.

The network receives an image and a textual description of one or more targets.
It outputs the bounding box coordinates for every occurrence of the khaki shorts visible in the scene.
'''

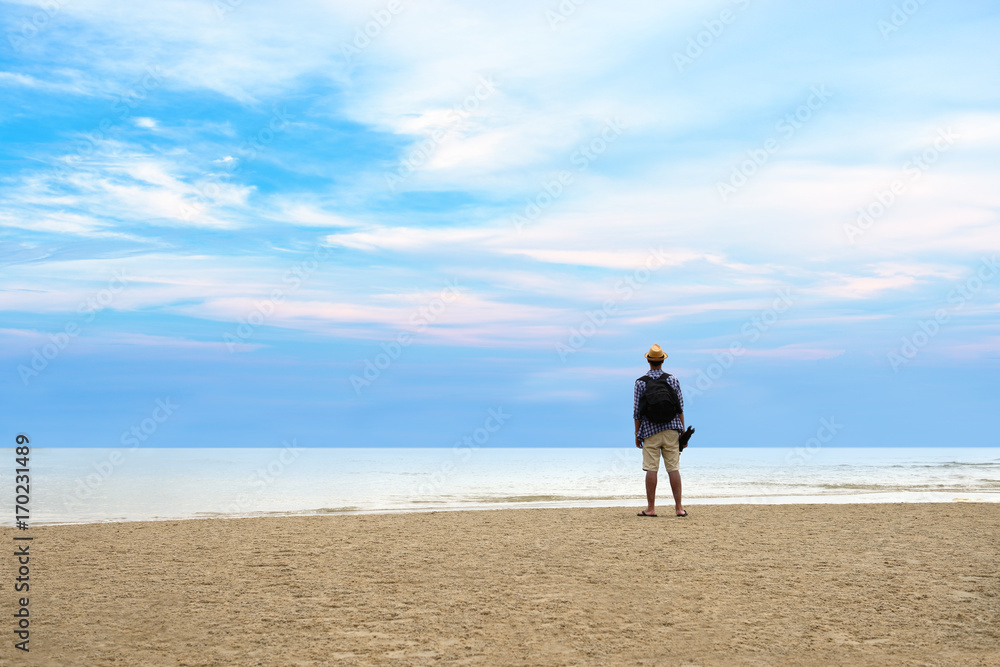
[642,429,680,472]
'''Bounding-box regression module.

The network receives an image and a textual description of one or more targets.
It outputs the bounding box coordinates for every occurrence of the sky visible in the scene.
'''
[1,0,998,448]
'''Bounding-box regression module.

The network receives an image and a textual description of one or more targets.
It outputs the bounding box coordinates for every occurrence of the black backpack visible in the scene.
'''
[637,374,680,424]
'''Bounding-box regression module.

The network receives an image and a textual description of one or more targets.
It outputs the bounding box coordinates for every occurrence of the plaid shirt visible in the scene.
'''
[633,368,684,439]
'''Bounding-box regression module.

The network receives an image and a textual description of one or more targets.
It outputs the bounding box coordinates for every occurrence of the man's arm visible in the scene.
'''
[633,379,643,447]
[669,375,685,431]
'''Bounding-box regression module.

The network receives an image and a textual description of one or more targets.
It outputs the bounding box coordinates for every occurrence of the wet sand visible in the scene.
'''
[4,503,999,666]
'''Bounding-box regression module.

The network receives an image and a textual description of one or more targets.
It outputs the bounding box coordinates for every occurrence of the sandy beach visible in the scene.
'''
[5,503,999,666]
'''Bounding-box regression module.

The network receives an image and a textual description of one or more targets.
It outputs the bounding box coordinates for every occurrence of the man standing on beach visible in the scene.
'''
[634,344,687,517]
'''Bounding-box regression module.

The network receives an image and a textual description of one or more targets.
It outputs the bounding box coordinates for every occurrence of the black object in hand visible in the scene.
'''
[679,426,695,452]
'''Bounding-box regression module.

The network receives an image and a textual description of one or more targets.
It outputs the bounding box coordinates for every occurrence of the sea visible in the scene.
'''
[6,447,1000,526]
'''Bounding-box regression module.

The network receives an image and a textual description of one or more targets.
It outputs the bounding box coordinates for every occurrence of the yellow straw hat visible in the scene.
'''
[645,344,667,361]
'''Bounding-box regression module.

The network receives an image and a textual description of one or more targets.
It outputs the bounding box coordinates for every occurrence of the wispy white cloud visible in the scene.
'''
[0,69,97,95]
[265,203,359,228]
[941,336,1000,360]
[739,345,846,361]
[324,225,496,251]
[1,140,248,233]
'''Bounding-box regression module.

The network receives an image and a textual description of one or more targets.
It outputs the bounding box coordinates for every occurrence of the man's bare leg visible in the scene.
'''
[645,470,657,514]
[668,469,685,515]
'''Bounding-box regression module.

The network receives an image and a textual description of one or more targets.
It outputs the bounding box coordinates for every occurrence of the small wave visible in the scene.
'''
[471,494,629,504]
[824,482,996,492]
[406,494,635,505]
[886,462,1000,469]
[740,481,998,492]
[315,506,360,513]
[812,483,978,491]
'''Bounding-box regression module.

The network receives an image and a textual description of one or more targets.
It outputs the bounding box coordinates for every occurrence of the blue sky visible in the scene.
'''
[1,0,998,447]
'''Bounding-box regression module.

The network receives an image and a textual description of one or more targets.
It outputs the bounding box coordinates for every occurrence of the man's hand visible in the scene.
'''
[635,434,642,448]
